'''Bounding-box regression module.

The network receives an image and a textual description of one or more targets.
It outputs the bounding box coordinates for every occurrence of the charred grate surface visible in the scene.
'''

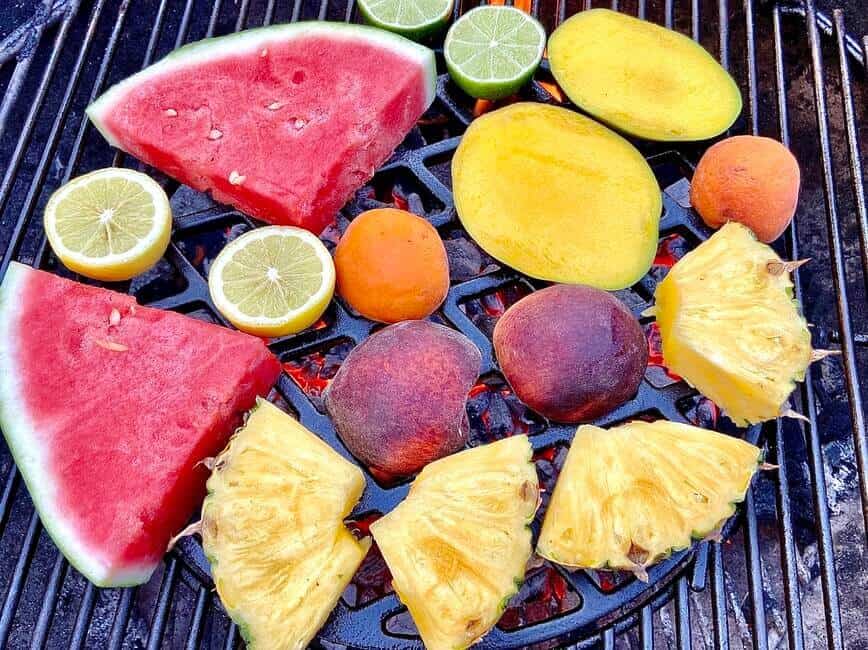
[0,0,866,648]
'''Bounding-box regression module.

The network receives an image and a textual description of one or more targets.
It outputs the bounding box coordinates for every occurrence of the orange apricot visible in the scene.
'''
[690,135,800,243]
[334,208,450,323]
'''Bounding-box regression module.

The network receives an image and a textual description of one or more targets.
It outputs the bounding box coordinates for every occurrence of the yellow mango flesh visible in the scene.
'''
[548,9,742,141]
[452,102,661,289]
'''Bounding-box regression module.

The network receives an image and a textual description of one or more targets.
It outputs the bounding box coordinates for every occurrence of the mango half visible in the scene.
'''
[548,9,742,141]
[452,103,661,289]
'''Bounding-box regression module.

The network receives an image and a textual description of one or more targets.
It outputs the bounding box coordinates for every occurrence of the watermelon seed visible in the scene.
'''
[267,101,283,111]
[229,171,246,186]
[208,129,223,141]
[165,108,178,117]
[109,308,121,327]
[260,48,268,57]
[95,339,128,352]
[294,118,307,130]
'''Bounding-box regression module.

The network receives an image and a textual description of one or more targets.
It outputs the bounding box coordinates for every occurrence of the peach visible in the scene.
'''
[323,320,481,481]
[493,285,647,423]
[690,135,800,243]
[334,209,450,323]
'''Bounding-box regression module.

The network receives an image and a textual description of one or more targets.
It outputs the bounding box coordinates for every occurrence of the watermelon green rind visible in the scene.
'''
[0,263,154,587]
[86,21,437,148]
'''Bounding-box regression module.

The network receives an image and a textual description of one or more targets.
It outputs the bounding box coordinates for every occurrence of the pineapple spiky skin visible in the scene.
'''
[201,399,369,650]
[537,420,761,578]
[371,435,539,650]
[654,221,812,426]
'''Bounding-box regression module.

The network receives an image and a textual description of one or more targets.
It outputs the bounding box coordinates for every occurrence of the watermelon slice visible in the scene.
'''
[86,22,437,234]
[0,262,281,586]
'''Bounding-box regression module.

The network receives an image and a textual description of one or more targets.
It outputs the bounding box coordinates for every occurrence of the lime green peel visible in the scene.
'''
[444,5,546,100]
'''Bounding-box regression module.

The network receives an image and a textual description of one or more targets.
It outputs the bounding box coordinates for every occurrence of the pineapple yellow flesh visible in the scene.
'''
[537,420,760,575]
[654,221,812,425]
[371,435,539,650]
[202,400,369,650]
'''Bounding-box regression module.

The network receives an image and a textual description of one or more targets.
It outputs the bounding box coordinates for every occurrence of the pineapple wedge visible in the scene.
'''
[538,420,761,578]
[371,436,539,650]
[653,222,812,425]
[202,400,369,650]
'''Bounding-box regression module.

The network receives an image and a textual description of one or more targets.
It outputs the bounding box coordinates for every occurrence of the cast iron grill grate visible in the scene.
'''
[0,0,865,648]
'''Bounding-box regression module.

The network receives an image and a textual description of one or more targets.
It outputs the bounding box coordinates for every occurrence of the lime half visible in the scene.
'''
[358,0,454,40]
[208,226,335,337]
[444,5,545,100]
[44,168,172,281]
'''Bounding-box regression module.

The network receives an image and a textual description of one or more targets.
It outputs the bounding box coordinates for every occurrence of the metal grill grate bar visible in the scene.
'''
[0,14,74,219]
[804,0,868,536]
[185,586,209,650]
[774,5,845,649]
[108,587,134,650]
[0,1,864,648]
[146,558,178,650]
[70,584,97,649]
[0,0,108,276]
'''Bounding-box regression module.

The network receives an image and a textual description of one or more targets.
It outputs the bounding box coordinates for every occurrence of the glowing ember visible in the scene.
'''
[488,0,533,10]
[282,340,354,408]
[646,232,692,288]
[466,377,545,444]
[680,394,720,429]
[473,95,523,117]
[537,80,565,103]
[461,283,533,339]
[177,221,249,275]
[346,182,426,218]
[499,563,581,630]
[644,322,682,387]
[344,513,394,607]
[587,568,634,593]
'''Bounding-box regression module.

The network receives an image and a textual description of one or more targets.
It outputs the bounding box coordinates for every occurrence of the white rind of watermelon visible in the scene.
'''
[0,263,153,587]
[86,21,437,148]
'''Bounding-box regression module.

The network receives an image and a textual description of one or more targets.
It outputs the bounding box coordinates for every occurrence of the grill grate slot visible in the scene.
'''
[0,0,865,648]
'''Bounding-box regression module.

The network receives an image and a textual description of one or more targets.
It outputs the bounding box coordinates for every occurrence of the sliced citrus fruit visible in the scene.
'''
[208,226,335,337]
[444,5,545,100]
[43,168,172,281]
[358,0,454,40]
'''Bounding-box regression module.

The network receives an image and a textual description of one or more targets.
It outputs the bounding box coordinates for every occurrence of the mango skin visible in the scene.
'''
[323,320,481,482]
[690,136,800,243]
[548,9,742,141]
[452,103,661,290]
[493,284,647,423]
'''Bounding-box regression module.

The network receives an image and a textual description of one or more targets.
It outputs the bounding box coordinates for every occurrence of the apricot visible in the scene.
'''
[452,103,661,290]
[493,285,647,423]
[548,9,742,141]
[334,209,449,323]
[690,136,800,243]
[323,320,481,481]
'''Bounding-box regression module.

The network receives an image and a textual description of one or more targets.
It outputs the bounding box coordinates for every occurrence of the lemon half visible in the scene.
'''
[44,168,172,281]
[208,226,335,337]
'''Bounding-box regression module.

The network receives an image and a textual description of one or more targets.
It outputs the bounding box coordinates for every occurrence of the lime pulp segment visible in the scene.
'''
[359,0,453,36]
[53,177,159,257]
[221,233,326,319]
[445,6,545,99]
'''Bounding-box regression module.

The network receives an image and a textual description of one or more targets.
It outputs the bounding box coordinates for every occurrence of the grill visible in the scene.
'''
[0,0,866,648]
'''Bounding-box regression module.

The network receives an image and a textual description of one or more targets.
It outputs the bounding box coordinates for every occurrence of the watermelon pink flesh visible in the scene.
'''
[87,23,436,234]
[0,262,281,586]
